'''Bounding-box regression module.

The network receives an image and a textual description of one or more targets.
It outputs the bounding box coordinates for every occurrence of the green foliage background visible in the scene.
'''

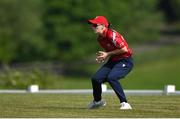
[0,0,165,62]
[43,0,162,61]
[0,0,180,89]
[0,0,45,63]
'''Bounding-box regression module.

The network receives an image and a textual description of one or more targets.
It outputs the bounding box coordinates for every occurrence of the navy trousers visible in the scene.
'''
[91,57,133,103]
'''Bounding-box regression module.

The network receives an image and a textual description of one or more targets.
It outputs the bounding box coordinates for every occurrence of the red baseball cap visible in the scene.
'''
[88,16,109,27]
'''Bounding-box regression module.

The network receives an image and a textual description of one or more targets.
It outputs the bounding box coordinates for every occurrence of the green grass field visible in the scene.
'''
[0,94,180,118]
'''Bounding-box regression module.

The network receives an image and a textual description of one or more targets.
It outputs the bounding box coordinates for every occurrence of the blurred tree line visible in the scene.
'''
[0,0,179,63]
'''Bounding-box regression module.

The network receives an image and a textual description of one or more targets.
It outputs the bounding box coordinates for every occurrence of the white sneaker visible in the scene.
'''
[120,102,132,110]
[88,100,106,109]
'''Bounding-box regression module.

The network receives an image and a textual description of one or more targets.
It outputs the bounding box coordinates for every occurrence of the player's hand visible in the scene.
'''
[95,51,109,63]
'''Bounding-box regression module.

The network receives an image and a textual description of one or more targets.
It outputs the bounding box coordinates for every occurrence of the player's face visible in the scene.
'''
[92,24,104,35]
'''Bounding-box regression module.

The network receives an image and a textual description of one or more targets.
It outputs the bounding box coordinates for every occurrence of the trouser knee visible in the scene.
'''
[91,76,103,84]
[107,75,118,83]
[107,74,125,83]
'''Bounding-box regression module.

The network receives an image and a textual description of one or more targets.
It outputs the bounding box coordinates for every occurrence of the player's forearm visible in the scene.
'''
[107,47,128,56]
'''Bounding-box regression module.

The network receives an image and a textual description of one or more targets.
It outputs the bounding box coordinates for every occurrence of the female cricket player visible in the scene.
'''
[87,16,134,109]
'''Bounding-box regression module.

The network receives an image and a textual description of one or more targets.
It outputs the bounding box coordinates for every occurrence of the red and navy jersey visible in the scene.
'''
[97,28,132,61]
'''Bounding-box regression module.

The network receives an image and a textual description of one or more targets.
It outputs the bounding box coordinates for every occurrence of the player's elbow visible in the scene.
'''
[121,47,128,53]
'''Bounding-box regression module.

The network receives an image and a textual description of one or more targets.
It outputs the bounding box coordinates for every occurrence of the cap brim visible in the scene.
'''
[88,19,98,25]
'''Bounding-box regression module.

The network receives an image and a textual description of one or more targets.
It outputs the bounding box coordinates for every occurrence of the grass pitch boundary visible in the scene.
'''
[0,89,180,96]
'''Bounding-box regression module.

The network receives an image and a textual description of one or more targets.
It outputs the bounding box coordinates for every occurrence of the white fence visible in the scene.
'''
[0,89,180,95]
[0,85,179,95]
